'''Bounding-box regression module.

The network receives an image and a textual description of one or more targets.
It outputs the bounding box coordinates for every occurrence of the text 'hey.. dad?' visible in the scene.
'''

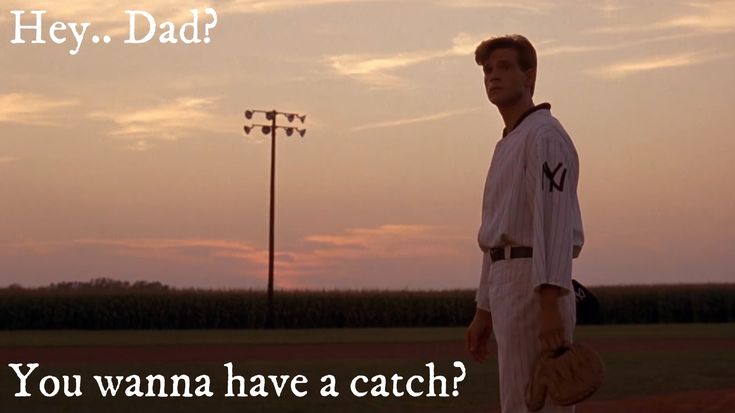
[6,8,219,56]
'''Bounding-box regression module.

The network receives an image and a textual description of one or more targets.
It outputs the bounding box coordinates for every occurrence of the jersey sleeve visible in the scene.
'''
[475,252,492,311]
[524,127,577,297]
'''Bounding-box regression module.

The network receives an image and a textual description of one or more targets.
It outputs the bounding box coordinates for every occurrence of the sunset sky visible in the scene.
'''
[1,0,733,290]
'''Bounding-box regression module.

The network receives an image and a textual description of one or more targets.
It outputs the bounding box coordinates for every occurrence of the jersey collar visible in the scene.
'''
[502,102,551,138]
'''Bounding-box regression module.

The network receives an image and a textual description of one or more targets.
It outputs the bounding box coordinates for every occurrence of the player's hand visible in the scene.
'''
[538,298,565,352]
[466,308,493,363]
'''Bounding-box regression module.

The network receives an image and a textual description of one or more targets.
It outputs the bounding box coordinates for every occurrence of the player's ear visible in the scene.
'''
[525,67,537,93]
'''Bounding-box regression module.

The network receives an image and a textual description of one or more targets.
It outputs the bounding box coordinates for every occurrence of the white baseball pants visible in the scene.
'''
[483,250,577,413]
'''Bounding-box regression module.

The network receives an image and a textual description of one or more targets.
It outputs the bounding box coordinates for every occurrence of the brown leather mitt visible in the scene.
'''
[525,342,605,412]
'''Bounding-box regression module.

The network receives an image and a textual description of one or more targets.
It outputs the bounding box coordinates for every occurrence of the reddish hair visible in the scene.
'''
[474,34,537,71]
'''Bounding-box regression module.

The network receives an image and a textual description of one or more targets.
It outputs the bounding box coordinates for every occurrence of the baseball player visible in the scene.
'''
[464,34,585,413]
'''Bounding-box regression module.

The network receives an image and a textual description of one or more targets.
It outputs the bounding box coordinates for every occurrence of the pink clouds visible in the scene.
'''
[0,224,475,289]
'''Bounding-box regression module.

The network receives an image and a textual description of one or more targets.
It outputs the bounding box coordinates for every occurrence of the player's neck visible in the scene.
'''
[498,98,535,136]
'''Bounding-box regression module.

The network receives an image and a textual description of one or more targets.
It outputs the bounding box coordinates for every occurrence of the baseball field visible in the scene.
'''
[1,323,733,413]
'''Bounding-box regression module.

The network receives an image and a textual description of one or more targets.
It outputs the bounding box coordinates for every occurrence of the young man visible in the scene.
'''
[465,34,585,412]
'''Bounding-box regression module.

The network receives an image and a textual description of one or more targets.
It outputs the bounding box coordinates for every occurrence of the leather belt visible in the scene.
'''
[484,245,582,262]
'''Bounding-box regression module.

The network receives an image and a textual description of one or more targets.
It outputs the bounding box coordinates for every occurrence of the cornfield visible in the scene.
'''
[0,279,733,329]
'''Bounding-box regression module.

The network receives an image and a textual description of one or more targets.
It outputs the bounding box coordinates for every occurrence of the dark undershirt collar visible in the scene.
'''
[501,102,551,138]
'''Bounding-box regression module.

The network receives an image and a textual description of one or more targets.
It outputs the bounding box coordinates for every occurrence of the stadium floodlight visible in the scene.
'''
[242,109,307,329]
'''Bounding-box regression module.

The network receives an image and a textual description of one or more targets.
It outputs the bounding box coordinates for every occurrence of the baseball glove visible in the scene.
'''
[525,342,605,412]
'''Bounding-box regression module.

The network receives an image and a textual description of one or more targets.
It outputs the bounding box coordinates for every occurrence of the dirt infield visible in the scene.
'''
[1,337,734,364]
[577,387,735,413]
[483,387,735,413]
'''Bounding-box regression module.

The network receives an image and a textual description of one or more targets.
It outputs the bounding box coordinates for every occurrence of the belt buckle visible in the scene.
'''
[504,245,512,261]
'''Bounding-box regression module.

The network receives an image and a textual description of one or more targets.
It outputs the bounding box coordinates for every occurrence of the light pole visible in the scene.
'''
[244,109,306,329]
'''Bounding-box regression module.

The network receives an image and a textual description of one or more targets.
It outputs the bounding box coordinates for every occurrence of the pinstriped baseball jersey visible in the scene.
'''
[475,102,584,311]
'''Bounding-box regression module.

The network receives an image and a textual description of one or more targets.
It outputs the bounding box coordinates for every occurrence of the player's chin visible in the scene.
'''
[488,92,508,107]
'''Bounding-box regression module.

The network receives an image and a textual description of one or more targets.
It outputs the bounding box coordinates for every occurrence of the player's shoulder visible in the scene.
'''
[523,111,579,160]
[525,110,570,142]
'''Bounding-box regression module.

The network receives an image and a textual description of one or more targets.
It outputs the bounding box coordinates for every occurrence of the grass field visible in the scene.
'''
[1,323,734,413]
[1,323,733,346]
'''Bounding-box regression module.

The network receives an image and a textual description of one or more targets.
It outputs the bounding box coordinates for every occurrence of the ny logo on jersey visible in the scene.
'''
[542,161,567,192]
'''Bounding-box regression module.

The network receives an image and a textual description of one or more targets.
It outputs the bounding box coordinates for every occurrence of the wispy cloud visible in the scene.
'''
[439,0,555,13]
[305,224,439,247]
[3,0,553,24]
[350,107,483,132]
[1,224,466,288]
[207,224,465,287]
[325,32,485,87]
[325,50,446,87]
[597,0,632,15]
[0,156,20,164]
[589,51,732,79]
[586,24,661,35]
[224,0,389,14]
[124,140,155,152]
[2,0,390,36]
[588,1,735,34]
[39,225,443,268]
[89,97,231,141]
[218,224,462,266]
[540,44,605,57]
[1,238,263,270]
[0,237,265,288]
[661,1,735,33]
[0,93,77,126]
[1,238,257,256]
[539,32,708,57]
[279,224,465,285]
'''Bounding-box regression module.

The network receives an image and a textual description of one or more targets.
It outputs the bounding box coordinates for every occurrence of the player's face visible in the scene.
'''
[482,48,534,107]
